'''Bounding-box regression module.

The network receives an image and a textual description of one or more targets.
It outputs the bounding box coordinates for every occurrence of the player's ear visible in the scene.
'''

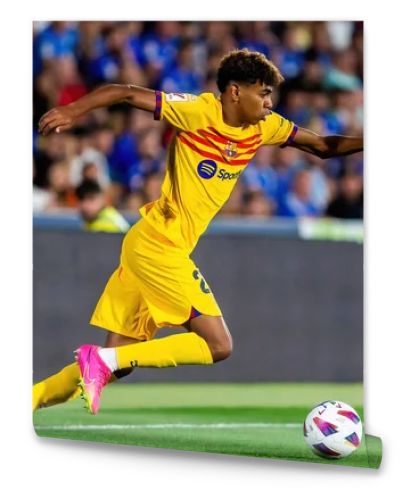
[230,83,240,102]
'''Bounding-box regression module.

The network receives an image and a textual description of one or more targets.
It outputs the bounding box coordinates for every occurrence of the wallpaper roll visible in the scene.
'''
[33,20,381,470]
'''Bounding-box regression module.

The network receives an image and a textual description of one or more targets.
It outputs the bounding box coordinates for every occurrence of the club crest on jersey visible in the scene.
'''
[224,141,238,158]
[197,159,217,179]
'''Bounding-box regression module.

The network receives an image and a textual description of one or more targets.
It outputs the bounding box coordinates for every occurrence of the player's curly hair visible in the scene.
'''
[216,49,284,93]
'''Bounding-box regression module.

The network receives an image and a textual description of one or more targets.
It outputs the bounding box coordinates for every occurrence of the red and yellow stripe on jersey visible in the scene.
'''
[139,91,297,252]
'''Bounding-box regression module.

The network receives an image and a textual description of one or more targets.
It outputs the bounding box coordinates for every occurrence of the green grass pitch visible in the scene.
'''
[33,382,382,468]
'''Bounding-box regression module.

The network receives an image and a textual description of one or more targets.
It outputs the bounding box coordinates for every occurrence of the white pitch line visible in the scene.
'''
[35,422,302,431]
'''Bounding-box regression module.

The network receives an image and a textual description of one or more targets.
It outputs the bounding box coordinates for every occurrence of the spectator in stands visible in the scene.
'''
[242,191,274,217]
[142,172,164,204]
[281,89,311,126]
[35,21,78,65]
[126,21,146,66]
[69,125,113,189]
[204,23,237,75]
[284,55,325,94]
[307,22,334,69]
[46,161,78,211]
[278,169,320,217]
[325,169,363,219]
[76,179,130,232]
[128,129,164,194]
[140,21,182,87]
[324,48,362,91]
[125,191,146,214]
[34,132,73,188]
[205,21,235,54]
[33,162,52,212]
[236,21,276,57]
[272,147,305,208]
[331,89,363,135]
[307,90,344,135]
[161,39,204,95]
[218,181,245,217]
[86,23,130,84]
[107,109,147,190]
[274,24,306,79]
[242,146,278,211]
[81,162,101,182]
[302,153,332,213]
[55,56,88,106]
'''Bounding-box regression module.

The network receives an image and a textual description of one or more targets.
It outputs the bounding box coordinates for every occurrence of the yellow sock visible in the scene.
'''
[32,362,123,410]
[32,363,81,411]
[116,332,213,369]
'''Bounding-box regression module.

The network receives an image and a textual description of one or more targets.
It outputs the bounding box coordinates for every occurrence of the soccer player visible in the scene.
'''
[34,49,363,414]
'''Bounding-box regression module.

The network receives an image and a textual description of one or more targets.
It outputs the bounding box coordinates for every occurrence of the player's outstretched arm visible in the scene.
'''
[38,84,156,135]
[290,127,363,159]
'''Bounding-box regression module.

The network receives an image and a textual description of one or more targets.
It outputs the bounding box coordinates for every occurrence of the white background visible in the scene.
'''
[1,1,399,497]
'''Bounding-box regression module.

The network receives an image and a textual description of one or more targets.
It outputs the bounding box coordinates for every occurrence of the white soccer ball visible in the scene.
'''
[303,400,363,459]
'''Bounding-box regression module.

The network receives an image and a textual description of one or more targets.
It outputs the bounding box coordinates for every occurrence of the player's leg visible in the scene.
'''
[75,314,228,415]
[75,222,231,413]
[75,318,230,414]
[105,331,137,347]
[85,252,231,371]
[76,262,163,413]
[33,363,82,411]
[102,312,232,371]
[32,331,138,411]
[182,314,233,362]
[97,314,231,377]
[106,251,230,368]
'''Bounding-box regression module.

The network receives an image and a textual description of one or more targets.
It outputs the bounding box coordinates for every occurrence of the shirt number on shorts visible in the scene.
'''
[193,269,211,294]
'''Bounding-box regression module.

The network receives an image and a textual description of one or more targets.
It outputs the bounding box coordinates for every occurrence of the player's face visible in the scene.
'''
[238,82,273,125]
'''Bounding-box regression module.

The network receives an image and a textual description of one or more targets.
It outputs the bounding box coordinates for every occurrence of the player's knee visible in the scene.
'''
[190,316,233,362]
[209,335,233,362]
[212,345,232,362]
[105,331,141,348]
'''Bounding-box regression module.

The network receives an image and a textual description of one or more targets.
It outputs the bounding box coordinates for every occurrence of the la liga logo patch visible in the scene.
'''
[165,93,197,102]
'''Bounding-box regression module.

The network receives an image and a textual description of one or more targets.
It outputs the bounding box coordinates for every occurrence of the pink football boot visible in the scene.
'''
[75,344,112,415]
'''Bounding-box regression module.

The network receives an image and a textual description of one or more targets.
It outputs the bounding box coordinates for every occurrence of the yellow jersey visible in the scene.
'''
[139,91,297,252]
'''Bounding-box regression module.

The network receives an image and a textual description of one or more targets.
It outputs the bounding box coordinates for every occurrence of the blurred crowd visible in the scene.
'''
[33,21,364,221]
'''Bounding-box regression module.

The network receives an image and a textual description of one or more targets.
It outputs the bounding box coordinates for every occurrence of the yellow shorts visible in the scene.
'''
[90,218,222,340]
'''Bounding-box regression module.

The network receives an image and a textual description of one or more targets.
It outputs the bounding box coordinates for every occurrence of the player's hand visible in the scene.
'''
[38,104,79,136]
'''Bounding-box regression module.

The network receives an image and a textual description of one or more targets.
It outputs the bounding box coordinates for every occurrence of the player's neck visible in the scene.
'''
[220,97,244,128]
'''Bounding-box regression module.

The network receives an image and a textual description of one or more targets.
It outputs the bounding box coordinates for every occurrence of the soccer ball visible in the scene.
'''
[303,400,363,459]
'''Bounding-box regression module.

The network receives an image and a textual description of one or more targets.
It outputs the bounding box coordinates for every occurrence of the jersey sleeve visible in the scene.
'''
[261,112,298,147]
[154,91,205,131]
